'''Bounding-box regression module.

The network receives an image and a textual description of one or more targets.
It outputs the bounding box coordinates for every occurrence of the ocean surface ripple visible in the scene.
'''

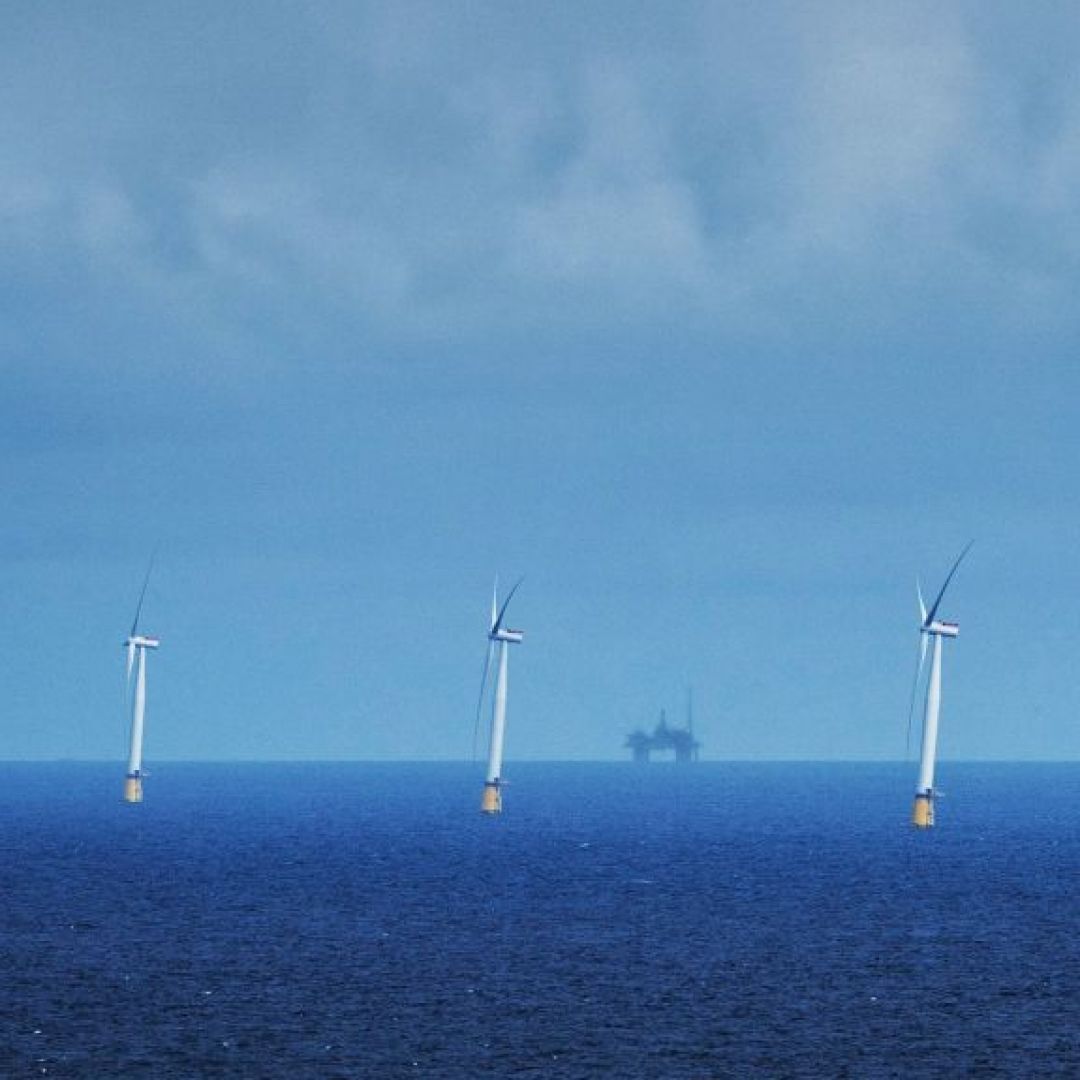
[1,762,1077,1078]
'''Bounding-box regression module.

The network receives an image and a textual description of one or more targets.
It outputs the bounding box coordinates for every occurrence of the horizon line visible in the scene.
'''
[1,757,1077,766]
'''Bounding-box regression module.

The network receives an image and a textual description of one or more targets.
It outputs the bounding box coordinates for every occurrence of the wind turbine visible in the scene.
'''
[908,542,972,828]
[122,558,160,804]
[476,577,524,815]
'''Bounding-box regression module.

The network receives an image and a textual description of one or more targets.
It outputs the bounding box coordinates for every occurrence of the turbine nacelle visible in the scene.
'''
[923,620,959,638]
[124,635,160,649]
[490,627,524,644]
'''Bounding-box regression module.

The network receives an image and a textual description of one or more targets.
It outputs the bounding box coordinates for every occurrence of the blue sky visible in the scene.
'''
[2,2,1079,761]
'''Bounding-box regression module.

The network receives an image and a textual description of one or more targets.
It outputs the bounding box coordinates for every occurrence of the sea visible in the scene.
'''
[0,762,1076,1078]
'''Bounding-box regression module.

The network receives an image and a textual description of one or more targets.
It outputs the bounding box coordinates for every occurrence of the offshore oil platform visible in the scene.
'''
[625,703,701,763]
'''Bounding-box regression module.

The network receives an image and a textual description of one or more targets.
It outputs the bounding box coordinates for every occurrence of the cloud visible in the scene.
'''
[505,60,712,298]
[785,10,977,246]
[4,1,1080,369]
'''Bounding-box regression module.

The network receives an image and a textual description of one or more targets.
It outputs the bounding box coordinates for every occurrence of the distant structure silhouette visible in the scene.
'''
[625,706,701,763]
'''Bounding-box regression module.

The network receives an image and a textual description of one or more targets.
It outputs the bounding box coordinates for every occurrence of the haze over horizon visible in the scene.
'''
[3,3,1080,763]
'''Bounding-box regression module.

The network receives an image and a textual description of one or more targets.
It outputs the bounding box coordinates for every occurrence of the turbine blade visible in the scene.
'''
[490,576,498,633]
[129,548,158,637]
[923,540,973,628]
[917,578,927,625]
[473,640,496,762]
[126,640,136,685]
[905,632,929,759]
[491,576,524,634]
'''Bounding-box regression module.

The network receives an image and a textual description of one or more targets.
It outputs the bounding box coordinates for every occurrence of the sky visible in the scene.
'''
[2,1,1079,762]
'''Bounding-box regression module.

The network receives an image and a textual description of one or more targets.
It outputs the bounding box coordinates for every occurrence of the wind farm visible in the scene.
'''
[7,5,1080,1078]
[476,578,525,815]
[907,543,973,829]
[122,560,160,804]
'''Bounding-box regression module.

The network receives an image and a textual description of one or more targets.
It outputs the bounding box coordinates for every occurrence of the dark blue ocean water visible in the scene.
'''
[0,763,1076,1078]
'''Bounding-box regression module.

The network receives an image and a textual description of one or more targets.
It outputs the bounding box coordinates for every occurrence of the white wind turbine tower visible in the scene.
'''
[475,577,524,815]
[122,559,160,804]
[907,542,972,828]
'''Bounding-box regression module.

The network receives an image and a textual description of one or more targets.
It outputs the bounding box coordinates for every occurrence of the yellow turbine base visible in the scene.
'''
[481,782,502,815]
[124,776,143,804]
[912,793,934,828]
